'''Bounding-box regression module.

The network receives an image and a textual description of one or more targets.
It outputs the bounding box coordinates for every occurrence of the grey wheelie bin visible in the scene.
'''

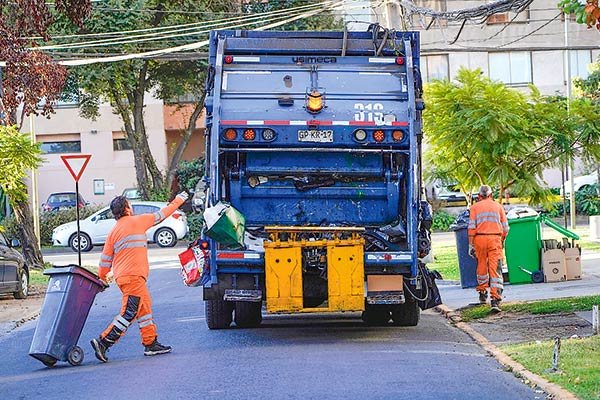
[450,210,478,288]
[29,265,107,367]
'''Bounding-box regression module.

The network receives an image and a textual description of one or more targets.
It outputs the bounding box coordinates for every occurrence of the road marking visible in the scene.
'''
[363,350,485,357]
[176,316,205,322]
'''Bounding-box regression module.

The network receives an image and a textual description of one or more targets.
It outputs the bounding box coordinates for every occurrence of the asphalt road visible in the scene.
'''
[0,254,543,400]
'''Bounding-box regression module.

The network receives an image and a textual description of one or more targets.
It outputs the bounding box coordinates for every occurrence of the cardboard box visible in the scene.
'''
[564,247,582,280]
[542,249,567,283]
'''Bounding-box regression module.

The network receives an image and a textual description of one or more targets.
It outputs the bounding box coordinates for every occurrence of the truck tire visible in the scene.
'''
[390,299,420,327]
[361,304,391,326]
[234,301,262,328]
[205,299,233,329]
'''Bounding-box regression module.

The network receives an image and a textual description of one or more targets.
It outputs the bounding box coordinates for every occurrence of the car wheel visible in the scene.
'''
[14,269,29,299]
[69,232,93,252]
[155,227,176,248]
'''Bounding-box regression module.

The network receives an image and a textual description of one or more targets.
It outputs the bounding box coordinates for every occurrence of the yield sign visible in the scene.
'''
[60,154,92,182]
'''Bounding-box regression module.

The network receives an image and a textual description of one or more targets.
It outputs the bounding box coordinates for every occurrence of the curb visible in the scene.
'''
[435,304,579,400]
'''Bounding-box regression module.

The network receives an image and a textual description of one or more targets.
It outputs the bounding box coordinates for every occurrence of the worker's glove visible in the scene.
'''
[468,244,476,258]
[176,191,189,202]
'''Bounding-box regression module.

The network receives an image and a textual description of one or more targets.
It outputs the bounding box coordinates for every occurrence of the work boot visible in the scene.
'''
[144,339,172,356]
[478,291,487,304]
[490,299,502,313]
[90,338,110,363]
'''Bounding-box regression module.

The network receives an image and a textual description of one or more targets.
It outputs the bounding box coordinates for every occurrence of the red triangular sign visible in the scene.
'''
[61,154,92,182]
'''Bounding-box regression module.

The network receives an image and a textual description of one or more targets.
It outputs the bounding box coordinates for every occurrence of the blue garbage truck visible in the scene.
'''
[201,29,438,329]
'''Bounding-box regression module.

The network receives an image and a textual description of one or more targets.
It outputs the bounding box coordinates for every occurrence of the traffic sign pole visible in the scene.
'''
[60,154,92,267]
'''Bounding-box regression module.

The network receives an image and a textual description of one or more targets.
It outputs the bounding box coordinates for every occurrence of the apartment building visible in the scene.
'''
[345,0,598,186]
[26,96,205,207]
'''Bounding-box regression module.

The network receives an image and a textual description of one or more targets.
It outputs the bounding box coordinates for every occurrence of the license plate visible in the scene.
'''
[298,130,333,143]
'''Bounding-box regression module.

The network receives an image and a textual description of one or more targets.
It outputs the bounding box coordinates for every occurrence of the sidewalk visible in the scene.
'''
[439,253,600,310]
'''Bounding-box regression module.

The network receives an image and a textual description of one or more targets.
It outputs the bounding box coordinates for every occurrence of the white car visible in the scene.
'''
[561,171,598,197]
[52,201,188,252]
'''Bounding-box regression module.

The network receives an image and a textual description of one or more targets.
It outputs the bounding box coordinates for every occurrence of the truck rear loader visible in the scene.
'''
[201,28,439,329]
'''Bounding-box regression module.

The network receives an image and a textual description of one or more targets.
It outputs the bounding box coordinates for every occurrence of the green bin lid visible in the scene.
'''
[507,215,540,224]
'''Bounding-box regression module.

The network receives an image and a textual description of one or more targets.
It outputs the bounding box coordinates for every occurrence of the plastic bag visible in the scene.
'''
[178,244,209,287]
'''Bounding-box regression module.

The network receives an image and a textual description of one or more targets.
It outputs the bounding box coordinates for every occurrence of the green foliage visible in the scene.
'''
[576,184,600,215]
[186,211,204,240]
[0,126,43,203]
[147,186,171,202]
[2,206,102,245]
[558,0,587,24]
[176,158,204,193]
[423,68,599,207]
[431,210,455,232]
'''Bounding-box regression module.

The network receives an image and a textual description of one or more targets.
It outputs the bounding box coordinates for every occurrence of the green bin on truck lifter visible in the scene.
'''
[505,214,542,284]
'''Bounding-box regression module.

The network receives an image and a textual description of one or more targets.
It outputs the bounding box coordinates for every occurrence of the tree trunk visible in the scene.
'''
[165,95,206,190]
[12,200,44,269]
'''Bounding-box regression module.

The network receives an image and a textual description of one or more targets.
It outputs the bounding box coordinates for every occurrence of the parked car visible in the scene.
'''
[122,188,141,200]
[0,231,29,299]
[429,180,468,205]
[42,192,87,212]
[561,171,599,197]
[51,201,188,252]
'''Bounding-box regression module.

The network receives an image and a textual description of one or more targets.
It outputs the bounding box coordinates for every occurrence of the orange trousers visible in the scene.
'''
[101,276,157,346]
[473,235,504,300]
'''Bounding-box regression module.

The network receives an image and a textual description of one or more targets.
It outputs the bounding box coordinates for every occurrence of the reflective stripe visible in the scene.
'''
[153,210,166,224]
[476,216,502,224]
[138,319,154,328]
[468,221,476,229]
[490,283,504,289]
[490,277,503,283]
[116,315,131,328]
[116,242,147,253]
[99,261,112,268]
[477,274,489,284]
[101,254,113,261]
[114,234,147,252]
[138,313,153,323]
[113,318,128,331]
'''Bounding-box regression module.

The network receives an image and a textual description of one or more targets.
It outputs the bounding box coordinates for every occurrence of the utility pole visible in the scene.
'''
[564,17,576,229]
[30,115,41,248]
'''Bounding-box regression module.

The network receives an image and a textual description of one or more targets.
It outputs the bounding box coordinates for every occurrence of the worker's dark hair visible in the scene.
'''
[110,196,129,220]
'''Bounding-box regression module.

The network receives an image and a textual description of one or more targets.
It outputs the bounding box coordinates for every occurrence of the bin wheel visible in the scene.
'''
[532,271,544,284]
[42,358,57,368]
[67,346,84,366]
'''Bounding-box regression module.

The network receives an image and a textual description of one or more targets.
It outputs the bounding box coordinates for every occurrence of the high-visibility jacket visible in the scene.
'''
[467,197,509,239]
[98,197,185,281]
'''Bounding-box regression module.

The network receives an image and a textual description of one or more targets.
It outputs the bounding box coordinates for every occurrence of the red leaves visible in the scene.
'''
[584,0,600,29]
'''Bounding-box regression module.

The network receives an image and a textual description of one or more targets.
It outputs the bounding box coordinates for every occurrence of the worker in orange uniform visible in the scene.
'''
[468,185,509,312]
[90,192,188,362]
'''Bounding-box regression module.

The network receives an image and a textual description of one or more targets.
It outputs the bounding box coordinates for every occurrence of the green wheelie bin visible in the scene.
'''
[505,214,542,284]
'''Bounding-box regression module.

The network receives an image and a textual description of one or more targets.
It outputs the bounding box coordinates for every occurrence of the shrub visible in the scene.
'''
[186,211,204,240]
[576,184,600,215]
[432,210,455,232]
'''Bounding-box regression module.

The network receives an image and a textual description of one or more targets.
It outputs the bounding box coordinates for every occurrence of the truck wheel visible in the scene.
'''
[361,304,391,326]
[390,299,420,327]
[205,299,233,329]
[234,301,262,328]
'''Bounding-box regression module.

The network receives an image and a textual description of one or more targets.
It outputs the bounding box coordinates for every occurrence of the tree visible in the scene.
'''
[53,0,342,200]
[0,126,44,268]
[423,68,600,205]
[559,0,600,29]
[1,0,91,268]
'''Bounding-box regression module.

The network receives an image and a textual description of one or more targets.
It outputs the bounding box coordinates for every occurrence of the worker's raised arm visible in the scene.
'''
[137,192,188,230]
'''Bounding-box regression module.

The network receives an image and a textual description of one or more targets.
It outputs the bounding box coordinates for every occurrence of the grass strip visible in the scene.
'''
[503,336,600,400]
[430,242,459,281]
[460,294,600,322]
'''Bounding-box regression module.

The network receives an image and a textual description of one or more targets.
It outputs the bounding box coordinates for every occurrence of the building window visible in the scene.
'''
[569,49,592,80]
[489,52,532,85]
[40,141,81,154]
[421,54,449,82]
[113,138,132,151]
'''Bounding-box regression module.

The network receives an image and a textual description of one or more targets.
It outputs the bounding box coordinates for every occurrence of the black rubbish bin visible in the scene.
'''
[29,265,107,367]
[450,210,478,289]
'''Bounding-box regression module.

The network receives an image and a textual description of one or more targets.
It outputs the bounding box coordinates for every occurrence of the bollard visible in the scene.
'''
[593,305,599,335]
[544,336,562,374]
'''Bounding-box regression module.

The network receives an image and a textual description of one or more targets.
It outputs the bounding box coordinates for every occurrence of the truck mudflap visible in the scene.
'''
[263,226,365,313]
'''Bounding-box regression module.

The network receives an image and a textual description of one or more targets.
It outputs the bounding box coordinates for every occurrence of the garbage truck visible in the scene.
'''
[200,28,439,329]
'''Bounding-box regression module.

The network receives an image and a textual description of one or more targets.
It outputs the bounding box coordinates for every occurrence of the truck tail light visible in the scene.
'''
[373,130,385,142]
[262,129,276,141]
[392,130,404,142]
[243,129,256,140]
[354,129,367,141]
[306,90,324,113]
[395,57,405,65]
[223,128,237,141]
[224,55,233,64]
